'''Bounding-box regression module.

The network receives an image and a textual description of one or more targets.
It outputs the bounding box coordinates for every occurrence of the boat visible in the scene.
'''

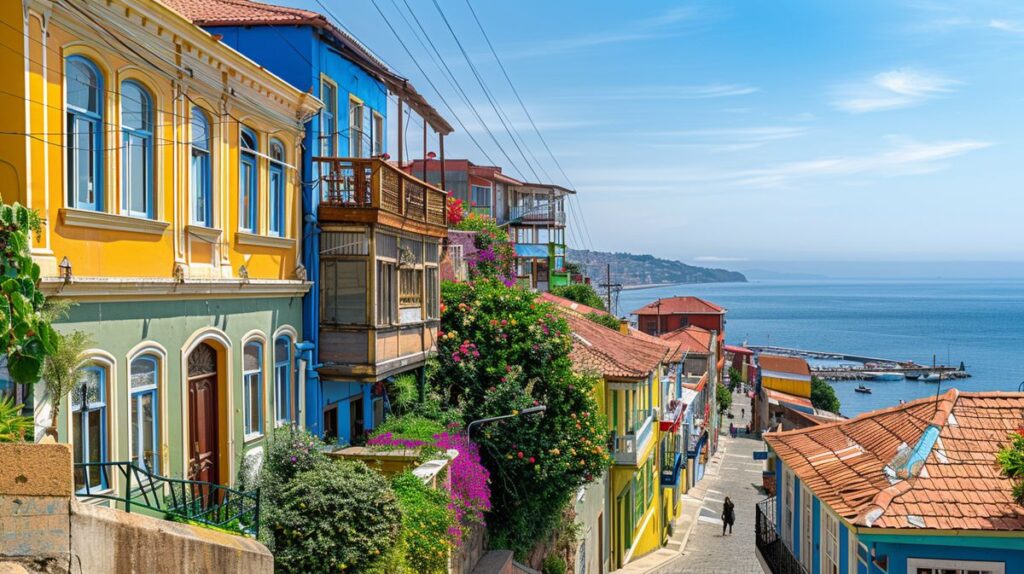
[854,385,872,394]
[863,372,904,381]
[921,373,941,382]
[904,371,922,380]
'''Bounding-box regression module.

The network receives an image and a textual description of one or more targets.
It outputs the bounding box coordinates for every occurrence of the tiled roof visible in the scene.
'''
[631,296,724,316]
[765,388,814,411]
[557,309,667,380]
[765,390,1024,531]
[724,344,754,356]
[758,354,811,377]
[539,292,610,318]
[660,326,712,360]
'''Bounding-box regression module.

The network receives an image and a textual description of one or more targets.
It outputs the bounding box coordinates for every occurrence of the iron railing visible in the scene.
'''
[755,497,807,574]
[75,461,259,537]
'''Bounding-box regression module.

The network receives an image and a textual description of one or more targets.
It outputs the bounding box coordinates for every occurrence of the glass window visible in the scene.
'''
[320,81,336,156]
[349,99,364,158]
[72,365,107,493]
[121,81,153,218]
[399,268,422,309]
[243,342,263,437]
[274,336,291,425]
[321,260,367,324]
[822,510,839,574]
[129,355,159,474]
[190,108,212,226]
[425,267,439,319]
[470,185,491,208]
[268,139,285,237]
[239,127,258,233]
[372,112,384,157]
[801,485,813,571]
[66,56,104,212]
[377,261,396,326]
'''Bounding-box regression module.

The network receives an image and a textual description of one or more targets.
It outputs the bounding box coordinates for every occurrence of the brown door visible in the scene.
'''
[187,343,220,485]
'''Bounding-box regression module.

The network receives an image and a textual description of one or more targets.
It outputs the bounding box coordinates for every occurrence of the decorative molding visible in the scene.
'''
[59,208,169,235]
[186,225,223,243]
[235,231,296,250]
[39,276,312,301]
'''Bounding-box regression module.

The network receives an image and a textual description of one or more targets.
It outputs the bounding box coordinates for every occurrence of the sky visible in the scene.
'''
[280,0,1024,268]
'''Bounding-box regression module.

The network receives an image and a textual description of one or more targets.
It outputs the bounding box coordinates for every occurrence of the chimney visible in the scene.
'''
[619,318,629,335]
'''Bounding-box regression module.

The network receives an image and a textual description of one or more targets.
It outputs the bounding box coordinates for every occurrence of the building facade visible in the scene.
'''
[3,0,319,489]
[754,353,813,433]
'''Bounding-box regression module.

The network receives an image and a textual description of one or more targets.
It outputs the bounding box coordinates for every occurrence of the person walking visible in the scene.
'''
[722,496,735,536]
[741,407,745,419]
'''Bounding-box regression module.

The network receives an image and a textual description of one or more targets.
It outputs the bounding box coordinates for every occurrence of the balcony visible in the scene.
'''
[660,452,683,487]
[314,157,447,237]
[508,204,566,225]
[611,410,654,466]
[755,497,808,574]
[660,397,685,432]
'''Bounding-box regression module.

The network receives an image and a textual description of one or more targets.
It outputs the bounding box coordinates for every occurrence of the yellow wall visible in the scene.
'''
[9,1,316,282]
[762,376,811,398]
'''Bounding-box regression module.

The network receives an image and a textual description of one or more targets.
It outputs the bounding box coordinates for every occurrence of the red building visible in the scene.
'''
[631,296,726,336]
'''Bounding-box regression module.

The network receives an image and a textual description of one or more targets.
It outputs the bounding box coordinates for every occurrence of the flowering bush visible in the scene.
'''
[435,279,610,555]
[392,472,455,574]
[447,196,464,226]
[453,214,516,285]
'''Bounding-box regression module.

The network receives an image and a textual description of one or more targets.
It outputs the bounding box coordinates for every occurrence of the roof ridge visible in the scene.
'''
[765,392,946,439]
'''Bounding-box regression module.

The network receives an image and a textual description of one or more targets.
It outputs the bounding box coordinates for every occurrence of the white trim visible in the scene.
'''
[67,350,118,494]
[39,277,311,301]
[821,507,840,574]
[240,330,268,442]
[271,325,298,426]
[124,342,169,476]
[186,224,223,243]
[906,558,1004,574]
[235,231,296,249]
[60,208,170,235]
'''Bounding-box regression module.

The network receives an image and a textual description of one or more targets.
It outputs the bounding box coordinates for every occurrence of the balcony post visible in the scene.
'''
[439,133,446,191]
[422,119,428,182]
[397,98,404,166]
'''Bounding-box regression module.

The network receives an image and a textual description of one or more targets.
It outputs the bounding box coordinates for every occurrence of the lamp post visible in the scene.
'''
[466,405,547,440]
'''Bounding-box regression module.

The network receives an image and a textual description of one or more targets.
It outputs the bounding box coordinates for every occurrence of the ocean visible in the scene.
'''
[615,279,1024,417]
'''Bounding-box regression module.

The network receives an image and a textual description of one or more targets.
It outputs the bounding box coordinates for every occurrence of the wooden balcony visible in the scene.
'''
[315,157,448,237]
[318,322,439,383]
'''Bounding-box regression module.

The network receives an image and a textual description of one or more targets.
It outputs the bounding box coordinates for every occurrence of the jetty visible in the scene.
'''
[746,345,970,381]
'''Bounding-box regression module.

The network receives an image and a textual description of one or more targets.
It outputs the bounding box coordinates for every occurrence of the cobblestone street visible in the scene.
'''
[647,389,766,574]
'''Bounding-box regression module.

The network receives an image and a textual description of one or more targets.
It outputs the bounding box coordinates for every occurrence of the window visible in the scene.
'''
[906,560,1004,574]
[349,98,364,158]
[121,81,153,218]
[274,336,291,425]
[372,111,384,156]
[377,261,397,325]
[72,365,107,493]
[821,510,839,574]
[129,355,159,473]
[190,108,212,226]
[470,184,491,208]
[239,127,258,232]
[426,267,439,319]
[800,485,813,571]
[321,260,366,324]
[783,469,794,547]
[320,81,336,156]
[399,268,422,308]
[243,342,263,437]
[268,139,285,237]
[66,56,104,211]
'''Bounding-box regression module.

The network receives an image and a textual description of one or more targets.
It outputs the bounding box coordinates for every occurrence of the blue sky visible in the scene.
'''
[280,0,1024,266]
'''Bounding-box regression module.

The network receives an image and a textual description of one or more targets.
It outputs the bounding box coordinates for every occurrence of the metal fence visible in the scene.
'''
[755,497,808,574]
[75,461,259,537]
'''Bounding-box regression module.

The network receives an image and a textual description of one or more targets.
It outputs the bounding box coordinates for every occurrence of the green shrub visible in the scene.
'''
[0,395,32,442]
[371,415,445,445]
[268,459,401,573]
[716,382,733,416]
[387,373,420,416]
[585,312,621,330]
[810,376,841,414]
[550,283,605,311]
[542,554,567,574]
[392,472,455,574]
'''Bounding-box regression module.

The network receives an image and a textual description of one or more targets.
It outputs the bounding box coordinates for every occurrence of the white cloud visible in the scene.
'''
[989,19,1024,33]
[831,69,959,113]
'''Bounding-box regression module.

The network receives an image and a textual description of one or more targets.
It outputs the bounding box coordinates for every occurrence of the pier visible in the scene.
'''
[746,345,970,381]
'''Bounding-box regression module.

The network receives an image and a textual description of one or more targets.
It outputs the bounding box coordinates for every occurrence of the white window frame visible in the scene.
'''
[782,468,794,548]
[821,509,839,574]
[800,484,813,571]
[907,558,1004,574]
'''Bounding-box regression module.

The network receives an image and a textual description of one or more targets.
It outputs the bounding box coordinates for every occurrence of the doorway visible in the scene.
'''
[187,342,220,485]
[350,397,364,441]
[323,403,339,443]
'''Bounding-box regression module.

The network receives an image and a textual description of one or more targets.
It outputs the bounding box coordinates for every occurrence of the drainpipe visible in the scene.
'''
[296,341,320,434]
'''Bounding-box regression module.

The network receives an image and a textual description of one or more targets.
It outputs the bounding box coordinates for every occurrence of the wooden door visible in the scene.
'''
[187,343,219,485]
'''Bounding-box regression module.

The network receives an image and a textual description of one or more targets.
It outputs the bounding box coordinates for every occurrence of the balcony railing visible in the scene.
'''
[314,157,446,227]
[509,204,566,224]
[661,452,683,487]
[660,397,685,431]
[756,497,808,574]
[75,461,259,537]
[611,411,654,465]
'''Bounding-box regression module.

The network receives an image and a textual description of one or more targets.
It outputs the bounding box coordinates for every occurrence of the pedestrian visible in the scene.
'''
[722,496,735,536]
[741,407,745,419]
[729,422,735,438]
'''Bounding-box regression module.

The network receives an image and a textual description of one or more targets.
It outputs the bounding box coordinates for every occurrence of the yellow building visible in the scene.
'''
[1,0,320,492]
[552,296,678,570]
[755,354,814,432]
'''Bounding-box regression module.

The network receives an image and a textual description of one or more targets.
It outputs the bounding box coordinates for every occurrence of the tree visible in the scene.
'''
[997,431,1024,504]
[453,214,516,285]
[0,201,57,385]
[716,382,733,416]
[41,329,91,438]
[585,312,621,331]
[549,284,605,311]
[810,376,841,414]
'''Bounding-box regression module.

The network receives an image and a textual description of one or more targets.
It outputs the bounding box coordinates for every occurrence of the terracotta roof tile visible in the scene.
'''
[758,354,811,377]
[659,326,712,358]
[631,296,725,316]
[765,389,1024,531]
[539,292,611,318]
[556,308,667,380]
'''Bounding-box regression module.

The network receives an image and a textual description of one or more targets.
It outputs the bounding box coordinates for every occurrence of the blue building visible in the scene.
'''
[759,389,1024,574]
[171,0,452,445]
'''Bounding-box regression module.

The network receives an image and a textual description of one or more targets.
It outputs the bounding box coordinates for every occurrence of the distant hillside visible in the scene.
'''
[568,249,747,287]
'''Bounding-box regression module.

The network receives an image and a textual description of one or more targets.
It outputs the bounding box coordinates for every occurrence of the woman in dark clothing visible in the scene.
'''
[722,497,736,535]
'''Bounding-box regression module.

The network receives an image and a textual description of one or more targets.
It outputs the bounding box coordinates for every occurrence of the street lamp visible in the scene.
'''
[466,405,547,440]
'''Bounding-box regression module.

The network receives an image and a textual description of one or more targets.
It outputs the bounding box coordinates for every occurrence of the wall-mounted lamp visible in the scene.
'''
[58,256,72,284]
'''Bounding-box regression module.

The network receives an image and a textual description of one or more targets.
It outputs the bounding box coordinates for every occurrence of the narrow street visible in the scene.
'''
[647,388,766,574]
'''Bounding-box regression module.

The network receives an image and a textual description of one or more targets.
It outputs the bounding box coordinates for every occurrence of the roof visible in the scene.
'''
[162,0,453,134]
[765,388,814,412]
[660,326,712,361]
[631,296,725,316]
[758,354,811,378]
[765,390,1024,531]
[556,309,667,380]
[724,344,755,356]
[538,292,610,318]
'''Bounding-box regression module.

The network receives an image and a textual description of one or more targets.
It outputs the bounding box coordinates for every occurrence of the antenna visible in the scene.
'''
[597,263,622,316]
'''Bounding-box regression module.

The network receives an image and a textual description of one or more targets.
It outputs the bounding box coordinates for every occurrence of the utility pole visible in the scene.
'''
[598,263,622,316]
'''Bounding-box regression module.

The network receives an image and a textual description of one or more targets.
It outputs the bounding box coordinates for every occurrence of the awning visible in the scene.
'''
[765,388,814,413]
[514,243,549,258]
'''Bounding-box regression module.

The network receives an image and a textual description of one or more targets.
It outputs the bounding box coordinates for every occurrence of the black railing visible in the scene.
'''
[75,461,259,537]
[755,497,808,574]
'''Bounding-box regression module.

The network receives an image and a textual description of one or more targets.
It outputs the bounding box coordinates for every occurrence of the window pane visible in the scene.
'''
[135,392,155,472]
[321,260,366,324]
[244,343,261,372]
[127,134,147,214]
[191,109,209,149]
[130,357,156,389]
[121,83,150,131]
[241,158,255,230]
[270,141,284,162]
[67,58,99,112]
[241,129,257,151]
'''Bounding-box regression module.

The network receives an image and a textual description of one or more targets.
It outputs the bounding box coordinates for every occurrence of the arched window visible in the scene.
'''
[190,108,212,226]
[242,341,263,437]
[268,139,285,237]
[121,81,153,218]
[239,127,258,233]
[273,336,291,425]
[129,354,159,473]
[66,56,104,211]
[72,364,108,493]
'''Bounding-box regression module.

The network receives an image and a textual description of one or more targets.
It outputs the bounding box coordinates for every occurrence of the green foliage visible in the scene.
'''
[810,376,841,414]
[387,373,420,416]
[716,382,733,416]
[997,432,1024,504]
[452,214,515,284]
[371,415,445,445]
[0,201,56,385]
[0,395,32,442]
[550,283,605,311]
[585,312,621,331]
[541,554,567,574]
[391,472,456,574]
[563,261,582,276]
[436,279,610,556]
[728,367,744,387]
[41,329,91,433]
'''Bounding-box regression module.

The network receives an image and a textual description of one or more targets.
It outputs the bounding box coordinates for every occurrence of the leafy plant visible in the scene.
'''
[0,201,57,385]
[41,330,91,437]
[550,284,605,311]
[728,366,744,387]
[392,472,456,574]
[585,312,621,331]
[541,554,567,574]
[446,196,465,226]
[453,214,516,285]
[369,415,445,449]
[997,431,1024,504]
[810,376,841,414]
[0,395,32,442]
[387,373,420,416]
[716,382,733,416]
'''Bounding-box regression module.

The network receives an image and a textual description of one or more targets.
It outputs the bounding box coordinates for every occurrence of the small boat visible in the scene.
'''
[855,385,872,394]
[921,373,941,382]
[863,372,904,381]
[904,371,922,380]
